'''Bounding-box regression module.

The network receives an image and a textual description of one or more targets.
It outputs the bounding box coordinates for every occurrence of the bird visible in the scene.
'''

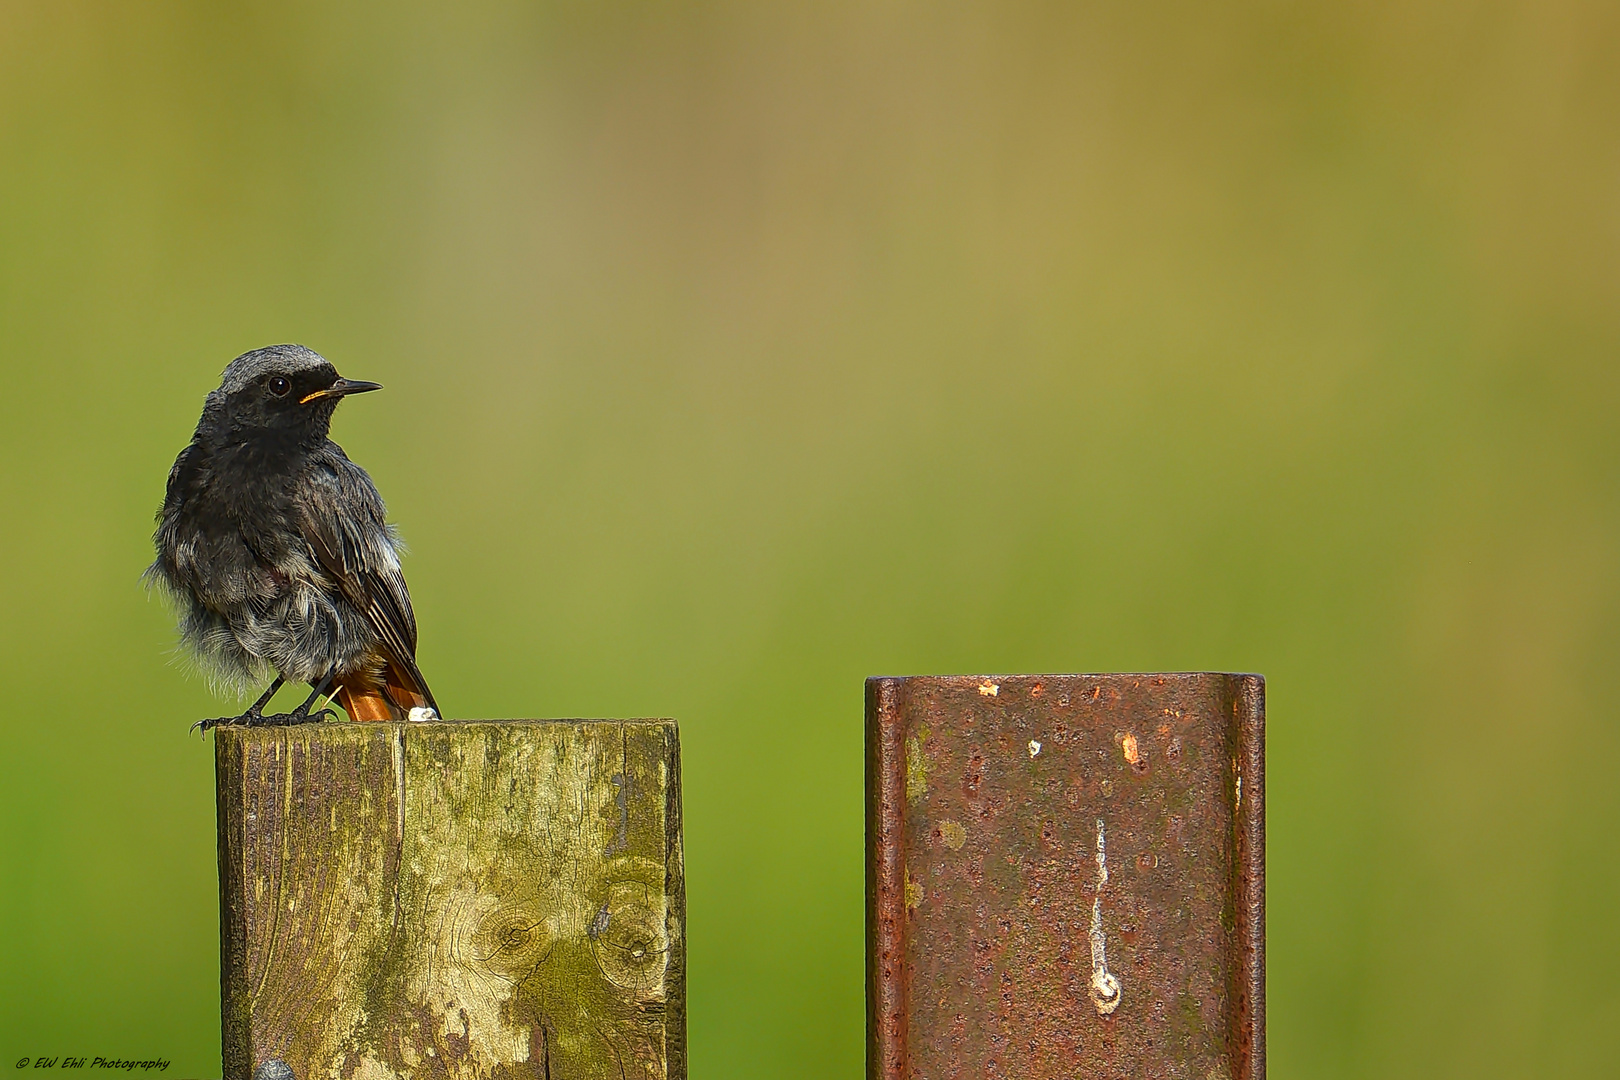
[147,344,440,730]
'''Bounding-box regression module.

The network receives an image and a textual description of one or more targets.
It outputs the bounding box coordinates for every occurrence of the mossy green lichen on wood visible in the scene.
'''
[217,720,684,1080]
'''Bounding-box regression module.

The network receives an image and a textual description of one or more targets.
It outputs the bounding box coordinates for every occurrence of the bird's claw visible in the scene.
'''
[191,710,264,735]
[189,705,335,735]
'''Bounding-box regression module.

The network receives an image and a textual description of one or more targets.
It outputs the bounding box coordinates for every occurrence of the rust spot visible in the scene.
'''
[1122,732,1150,774]
[963,752,985,799]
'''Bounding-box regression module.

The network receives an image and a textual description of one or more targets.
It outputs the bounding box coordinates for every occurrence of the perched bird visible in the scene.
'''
[147,345,439,730]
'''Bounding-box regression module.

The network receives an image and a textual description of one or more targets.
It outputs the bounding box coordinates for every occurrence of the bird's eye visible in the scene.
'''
[267,375,291,397]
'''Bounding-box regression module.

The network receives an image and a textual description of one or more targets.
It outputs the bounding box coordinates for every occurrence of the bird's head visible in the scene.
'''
[204,344,381,444]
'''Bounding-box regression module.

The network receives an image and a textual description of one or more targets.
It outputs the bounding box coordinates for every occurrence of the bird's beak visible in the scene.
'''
[300,378,383,405]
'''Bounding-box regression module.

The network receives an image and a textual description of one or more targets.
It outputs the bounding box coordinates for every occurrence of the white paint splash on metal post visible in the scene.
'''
[1088,818,1122,1015]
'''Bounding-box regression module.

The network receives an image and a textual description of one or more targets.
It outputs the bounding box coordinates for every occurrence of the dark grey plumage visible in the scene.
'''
[147,344,437,727]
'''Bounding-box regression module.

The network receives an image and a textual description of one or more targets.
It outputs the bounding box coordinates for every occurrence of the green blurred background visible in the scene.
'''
[1,0,1616,1075]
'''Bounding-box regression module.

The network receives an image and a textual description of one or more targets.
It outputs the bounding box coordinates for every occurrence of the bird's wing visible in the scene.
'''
[297,449,437,714]
[162,443,198,513]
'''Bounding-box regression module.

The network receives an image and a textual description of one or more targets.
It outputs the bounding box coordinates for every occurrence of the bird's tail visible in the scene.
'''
[335,660,439,721]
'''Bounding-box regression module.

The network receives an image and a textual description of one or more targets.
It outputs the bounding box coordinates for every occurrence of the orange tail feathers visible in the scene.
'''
[334,683,397,721]
[334,661,433,722]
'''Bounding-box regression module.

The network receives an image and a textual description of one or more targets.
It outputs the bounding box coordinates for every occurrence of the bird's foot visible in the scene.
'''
[191,707,266,735]
[256,703,337,727]
[190,703,334,734]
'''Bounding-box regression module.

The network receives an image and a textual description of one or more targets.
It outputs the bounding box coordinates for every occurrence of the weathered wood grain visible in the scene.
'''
[216,720,684,1080]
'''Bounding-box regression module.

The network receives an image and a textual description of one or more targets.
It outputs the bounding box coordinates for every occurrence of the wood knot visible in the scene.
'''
[590,880,669,993]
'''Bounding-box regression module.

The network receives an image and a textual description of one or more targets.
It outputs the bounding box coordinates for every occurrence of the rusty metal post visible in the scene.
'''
[867,674,1264,1080]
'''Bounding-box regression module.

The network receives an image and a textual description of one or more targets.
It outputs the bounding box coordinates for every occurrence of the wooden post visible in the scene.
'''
[215,720,685,1080]
[867,674,1264,1080]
